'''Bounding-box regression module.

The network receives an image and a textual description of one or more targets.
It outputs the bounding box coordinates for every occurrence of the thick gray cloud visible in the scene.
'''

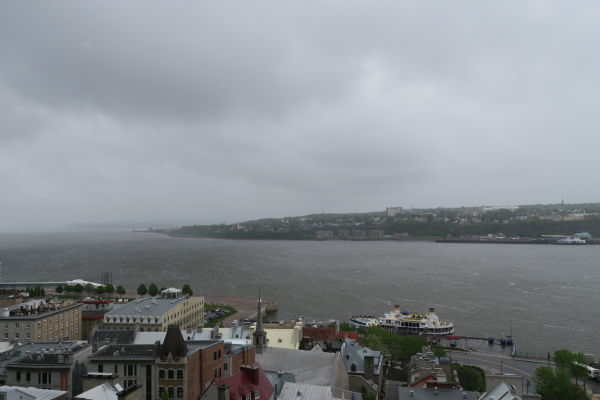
[1,1,600,230]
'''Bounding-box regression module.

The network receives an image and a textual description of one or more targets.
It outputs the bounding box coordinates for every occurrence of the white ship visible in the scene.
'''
[351,305,454,336]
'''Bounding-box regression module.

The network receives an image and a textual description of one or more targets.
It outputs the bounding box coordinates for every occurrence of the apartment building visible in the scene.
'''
[1,341,91,397]
[0,300,82,343]
[103,289,203,331]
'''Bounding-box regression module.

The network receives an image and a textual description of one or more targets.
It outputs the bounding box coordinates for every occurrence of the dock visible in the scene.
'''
[203,295,277,327]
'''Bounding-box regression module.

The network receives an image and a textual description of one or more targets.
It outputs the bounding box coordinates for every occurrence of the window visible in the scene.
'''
[15,322,19,328]
[213,352,217,361]
[114,365,118,374]
[224,363,228,371]
[98,364,104,373]
[3,333,7,340]
[26,372,30,381]
[159,387,165,397]
[168,387,174,398]
[16,371,21,381]
[14,332,19,339]
[159,369,165,379]
[25,332,30,339]
[218,350,221,358]
[177,369,183,379]
[3,323,7,329]
[168,369,174,379]
[177,387,184,398]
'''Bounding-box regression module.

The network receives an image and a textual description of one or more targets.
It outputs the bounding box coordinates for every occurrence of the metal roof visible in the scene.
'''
[105,296,190,318]
[340,338,381,374]
[0,385,66,400]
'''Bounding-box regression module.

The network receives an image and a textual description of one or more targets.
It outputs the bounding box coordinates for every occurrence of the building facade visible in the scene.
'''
[103,290,203,332]
[0,300,82,343]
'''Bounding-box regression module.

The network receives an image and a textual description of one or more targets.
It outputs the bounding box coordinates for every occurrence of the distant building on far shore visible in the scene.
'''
[386,207,405,217]
[315,231,334,240]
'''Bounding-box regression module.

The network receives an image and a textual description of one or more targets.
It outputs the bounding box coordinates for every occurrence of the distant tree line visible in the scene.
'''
[25,287,45,297]
[55,283,126,296]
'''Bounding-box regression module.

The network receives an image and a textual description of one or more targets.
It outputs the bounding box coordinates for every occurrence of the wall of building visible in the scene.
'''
[0,304,82,343]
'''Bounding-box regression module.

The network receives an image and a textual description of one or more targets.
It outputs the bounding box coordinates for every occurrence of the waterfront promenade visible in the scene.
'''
[204,295,277,326]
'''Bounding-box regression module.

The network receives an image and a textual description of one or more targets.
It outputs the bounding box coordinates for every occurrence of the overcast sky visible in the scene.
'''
[1,2,600,231]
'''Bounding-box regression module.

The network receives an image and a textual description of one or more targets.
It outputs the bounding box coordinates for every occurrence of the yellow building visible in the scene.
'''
[103,289,204,331]
[0,299,82,342]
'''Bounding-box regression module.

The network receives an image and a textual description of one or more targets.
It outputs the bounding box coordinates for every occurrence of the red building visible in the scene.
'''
[214,363,274,400]
[80,299,113,340]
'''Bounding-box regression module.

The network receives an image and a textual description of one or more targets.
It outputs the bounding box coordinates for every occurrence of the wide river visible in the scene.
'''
[0,231,598,356]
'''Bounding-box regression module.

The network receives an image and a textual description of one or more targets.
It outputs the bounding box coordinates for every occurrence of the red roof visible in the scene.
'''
[338,331,359,341]
[215,363,274,400]
[411,375,437,388]
[302,327,337,340]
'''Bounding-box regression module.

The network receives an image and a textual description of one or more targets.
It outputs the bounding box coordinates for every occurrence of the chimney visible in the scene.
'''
[364,355,374,380]
[241,365,260,385]
[217,384,230,400]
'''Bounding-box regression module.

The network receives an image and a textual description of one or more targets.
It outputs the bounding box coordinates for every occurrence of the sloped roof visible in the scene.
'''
[215,363,274,400]
[340,338,381,374]
[0,385,66,400]
[257,347,348,388]
[480,381,522,400]
[74,382,117,400]
[161,325,188,359]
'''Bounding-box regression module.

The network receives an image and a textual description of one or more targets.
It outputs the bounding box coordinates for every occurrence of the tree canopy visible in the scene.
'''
[137,284,148,296]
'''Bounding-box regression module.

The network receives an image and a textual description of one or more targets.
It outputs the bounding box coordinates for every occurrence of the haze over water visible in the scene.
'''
[1,231,597,356]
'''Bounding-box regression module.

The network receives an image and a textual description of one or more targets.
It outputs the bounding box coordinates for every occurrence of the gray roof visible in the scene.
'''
[90,329,135,345]
[265,370,295,396]
[279,382,362,400]
[0,385,66,400]
[90,344,160,360]
[480,382,521,400]
[396,388,477,400]
[0,341,89,375]
[340,338,381,374]
[105,296,189,318]
[257,347,349,389]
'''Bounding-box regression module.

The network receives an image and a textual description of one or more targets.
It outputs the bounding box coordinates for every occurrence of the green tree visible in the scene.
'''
[105,284,114,295]
[137,284,148,296]
[148,283,159,297]
[182,284,193,296]
[535,366,587,400]
[95,286,105,295]
[84,283,95,294]
[116,285,126,295]
[453,364,485,392]
[73,284,84,293]
[55,286,64,294]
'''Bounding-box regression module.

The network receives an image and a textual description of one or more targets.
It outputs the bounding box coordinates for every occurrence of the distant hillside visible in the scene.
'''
[163,203,600,240]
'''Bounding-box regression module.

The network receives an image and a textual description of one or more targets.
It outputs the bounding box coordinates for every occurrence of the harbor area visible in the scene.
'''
[204,295,277,326]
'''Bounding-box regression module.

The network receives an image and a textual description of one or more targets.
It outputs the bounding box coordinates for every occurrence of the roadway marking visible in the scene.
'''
[448,354,535,378]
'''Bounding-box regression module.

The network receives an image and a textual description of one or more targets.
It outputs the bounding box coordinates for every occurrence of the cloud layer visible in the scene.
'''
[1,1,600,230]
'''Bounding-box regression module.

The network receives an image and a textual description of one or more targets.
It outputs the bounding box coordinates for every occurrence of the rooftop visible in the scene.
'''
[279,382,362,400]
[0,385,66,400]
[340,338,381,375]
[256,347,348,388]
[90,344,160,359]
[105,296,191,318]
[396,387,477,400]
[0,300,81,320]
[0,342,89,374]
